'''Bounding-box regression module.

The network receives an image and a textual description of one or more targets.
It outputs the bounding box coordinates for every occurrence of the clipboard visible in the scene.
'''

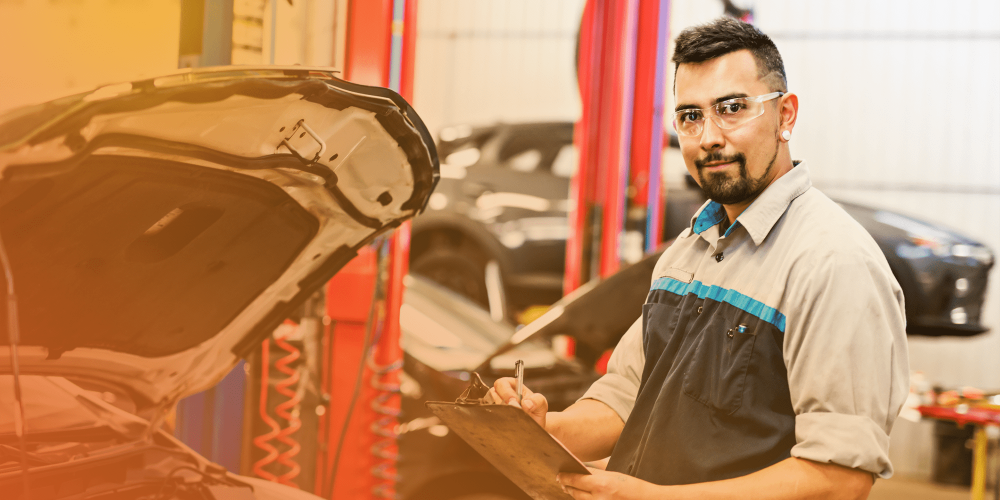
[426,374,590,500]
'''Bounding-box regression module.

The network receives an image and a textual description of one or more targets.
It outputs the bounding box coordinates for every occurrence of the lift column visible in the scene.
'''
[320,1,418,499]
[566,0,640,299]
[629,0,670,255]
[565,0,669,362]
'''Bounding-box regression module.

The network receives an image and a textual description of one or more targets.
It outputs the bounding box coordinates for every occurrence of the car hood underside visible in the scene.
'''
[0,67,438,413]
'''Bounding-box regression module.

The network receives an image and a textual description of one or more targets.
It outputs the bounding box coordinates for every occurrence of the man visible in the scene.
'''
[492,17,908,499]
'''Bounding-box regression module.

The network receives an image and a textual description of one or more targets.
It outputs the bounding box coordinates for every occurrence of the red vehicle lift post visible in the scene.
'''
[566,0,670,287]
[566,0,669,364]
[319,1,418,499]
[629,0,670,254]
[566,0,639,298]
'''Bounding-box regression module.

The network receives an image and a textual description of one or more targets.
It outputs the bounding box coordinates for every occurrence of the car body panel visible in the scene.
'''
[0,375,327,499]
[0,66,438,414]
[396,275,596,500]
[419,123,575,310]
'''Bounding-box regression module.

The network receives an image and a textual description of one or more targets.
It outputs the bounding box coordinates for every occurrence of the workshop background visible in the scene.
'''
[411,0,1000,481]
[0,0,997,498]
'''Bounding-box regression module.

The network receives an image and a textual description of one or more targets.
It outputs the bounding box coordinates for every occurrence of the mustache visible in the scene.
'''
[695,152,746,170]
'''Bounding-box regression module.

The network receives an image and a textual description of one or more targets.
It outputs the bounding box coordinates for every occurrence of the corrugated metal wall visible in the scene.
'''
[412,0,586,137]
[414,0,1000,479]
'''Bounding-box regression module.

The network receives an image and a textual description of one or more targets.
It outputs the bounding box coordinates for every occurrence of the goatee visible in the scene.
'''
[695,150,776,205]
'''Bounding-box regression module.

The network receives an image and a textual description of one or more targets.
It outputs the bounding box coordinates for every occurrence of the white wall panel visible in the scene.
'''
[0,0,182,112]
[412,0,585,137]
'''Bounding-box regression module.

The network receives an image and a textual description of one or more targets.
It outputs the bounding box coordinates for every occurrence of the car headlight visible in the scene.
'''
[962,244,994,267]
[900,237,994,265]
[877,211,993,266]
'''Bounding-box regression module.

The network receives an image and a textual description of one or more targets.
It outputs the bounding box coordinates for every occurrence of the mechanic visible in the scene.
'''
[491,17,908,499]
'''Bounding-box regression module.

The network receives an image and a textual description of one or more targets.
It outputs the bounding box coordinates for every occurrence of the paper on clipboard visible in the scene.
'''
[425,374,590,500]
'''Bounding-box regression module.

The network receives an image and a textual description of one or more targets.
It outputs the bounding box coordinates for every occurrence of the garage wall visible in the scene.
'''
[411,0,587,138]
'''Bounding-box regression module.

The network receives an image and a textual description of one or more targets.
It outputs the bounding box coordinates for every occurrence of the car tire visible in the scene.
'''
[411,242,490,309]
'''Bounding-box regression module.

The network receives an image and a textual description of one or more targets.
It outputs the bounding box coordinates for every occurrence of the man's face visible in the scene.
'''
[674,49,782,206]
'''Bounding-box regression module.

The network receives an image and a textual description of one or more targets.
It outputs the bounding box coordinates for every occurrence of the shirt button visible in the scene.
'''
[727,328,735,338]
[715,252,724,262]
[697,306,703,314]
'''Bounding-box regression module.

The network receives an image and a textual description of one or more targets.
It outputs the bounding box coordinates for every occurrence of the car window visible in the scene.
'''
[444,147,481,168]
[437,128,495,159]
[495,124,574,175]
[507,148,542,172]
[551,144,577,178]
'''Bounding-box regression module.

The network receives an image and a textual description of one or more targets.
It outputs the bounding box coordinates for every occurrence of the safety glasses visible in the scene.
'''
[673,92,784,137]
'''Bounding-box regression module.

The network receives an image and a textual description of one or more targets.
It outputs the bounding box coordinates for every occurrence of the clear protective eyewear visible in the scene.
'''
[673,92,785,137]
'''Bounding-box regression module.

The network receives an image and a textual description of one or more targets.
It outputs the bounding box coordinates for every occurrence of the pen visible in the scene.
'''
[515,359,524,403]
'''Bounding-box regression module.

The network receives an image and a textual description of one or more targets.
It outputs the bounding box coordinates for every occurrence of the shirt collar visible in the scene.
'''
[689,162,812,246]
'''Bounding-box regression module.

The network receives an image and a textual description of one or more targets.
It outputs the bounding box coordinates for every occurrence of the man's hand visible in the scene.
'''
[557,468,652,500]
[491,377,548,428]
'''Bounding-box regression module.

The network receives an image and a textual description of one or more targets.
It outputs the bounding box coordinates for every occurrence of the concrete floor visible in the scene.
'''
[869,476,977,500]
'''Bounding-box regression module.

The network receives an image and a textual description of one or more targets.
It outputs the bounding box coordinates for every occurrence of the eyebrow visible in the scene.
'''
[674,93,751,112]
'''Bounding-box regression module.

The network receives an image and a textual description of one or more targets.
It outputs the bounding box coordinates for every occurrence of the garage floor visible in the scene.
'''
[869,476,973,500]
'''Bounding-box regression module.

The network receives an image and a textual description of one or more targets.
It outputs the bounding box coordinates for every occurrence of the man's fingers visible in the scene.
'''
[557,473,592,496]
[521,393,548,415]
[563,484,593,500]
[493,377,534,403]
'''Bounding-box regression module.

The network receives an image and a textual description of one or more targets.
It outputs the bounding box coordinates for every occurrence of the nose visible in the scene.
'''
[699,117,726,152]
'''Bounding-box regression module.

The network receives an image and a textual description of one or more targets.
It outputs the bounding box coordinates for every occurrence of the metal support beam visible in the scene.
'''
[629,0,670,254]
[566,0,640,292]
[177,0,233,68]
[566,0,669,362]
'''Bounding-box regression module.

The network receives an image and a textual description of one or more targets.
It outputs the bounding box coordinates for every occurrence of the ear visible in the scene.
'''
[778,92,799,134]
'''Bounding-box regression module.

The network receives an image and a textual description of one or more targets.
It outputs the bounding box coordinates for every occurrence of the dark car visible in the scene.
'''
[396,242,666,500]
[397,271,637,500]
[410,122,577,317]
[411,121,994,337]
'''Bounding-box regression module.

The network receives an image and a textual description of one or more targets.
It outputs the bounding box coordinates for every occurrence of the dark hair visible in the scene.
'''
[672,17,787,92]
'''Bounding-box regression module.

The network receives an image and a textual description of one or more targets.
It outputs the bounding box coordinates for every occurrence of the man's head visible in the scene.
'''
[672,18,797,211]
[673,17,787,94]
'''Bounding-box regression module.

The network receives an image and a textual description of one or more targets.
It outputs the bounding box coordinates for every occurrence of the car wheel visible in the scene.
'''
[411,243,490,308]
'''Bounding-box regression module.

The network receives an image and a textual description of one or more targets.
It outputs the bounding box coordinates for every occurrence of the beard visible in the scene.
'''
[694,147,778,205]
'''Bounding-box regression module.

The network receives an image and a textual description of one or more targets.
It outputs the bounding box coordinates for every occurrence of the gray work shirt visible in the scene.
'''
[584,163,909,480]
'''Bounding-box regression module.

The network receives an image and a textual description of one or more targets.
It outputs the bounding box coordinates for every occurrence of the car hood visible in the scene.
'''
[481,247,662,370]
[0,66,438,414]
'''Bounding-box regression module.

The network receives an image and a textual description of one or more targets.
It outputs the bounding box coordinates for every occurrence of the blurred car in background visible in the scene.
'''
[411,121,994,337]
[397,256,655,500]
[409,122,578,318]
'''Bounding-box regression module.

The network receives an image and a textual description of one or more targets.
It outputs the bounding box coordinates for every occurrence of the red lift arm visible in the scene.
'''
[320,1,418,499]
[567,0,669,365]
[566,0,669,289]
[630,0,670,254]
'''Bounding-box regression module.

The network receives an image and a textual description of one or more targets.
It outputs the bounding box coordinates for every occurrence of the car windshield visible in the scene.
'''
[496,125,574,175]
[0,376,141,438]
[0,375,144,473]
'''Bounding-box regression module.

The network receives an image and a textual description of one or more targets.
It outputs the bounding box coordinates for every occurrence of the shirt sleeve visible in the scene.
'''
[579,316,645,423]
[783,248,909,478]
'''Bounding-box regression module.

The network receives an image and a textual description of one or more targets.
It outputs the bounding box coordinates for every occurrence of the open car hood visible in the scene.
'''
[0,67,438,413]
[480,247,662,371]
